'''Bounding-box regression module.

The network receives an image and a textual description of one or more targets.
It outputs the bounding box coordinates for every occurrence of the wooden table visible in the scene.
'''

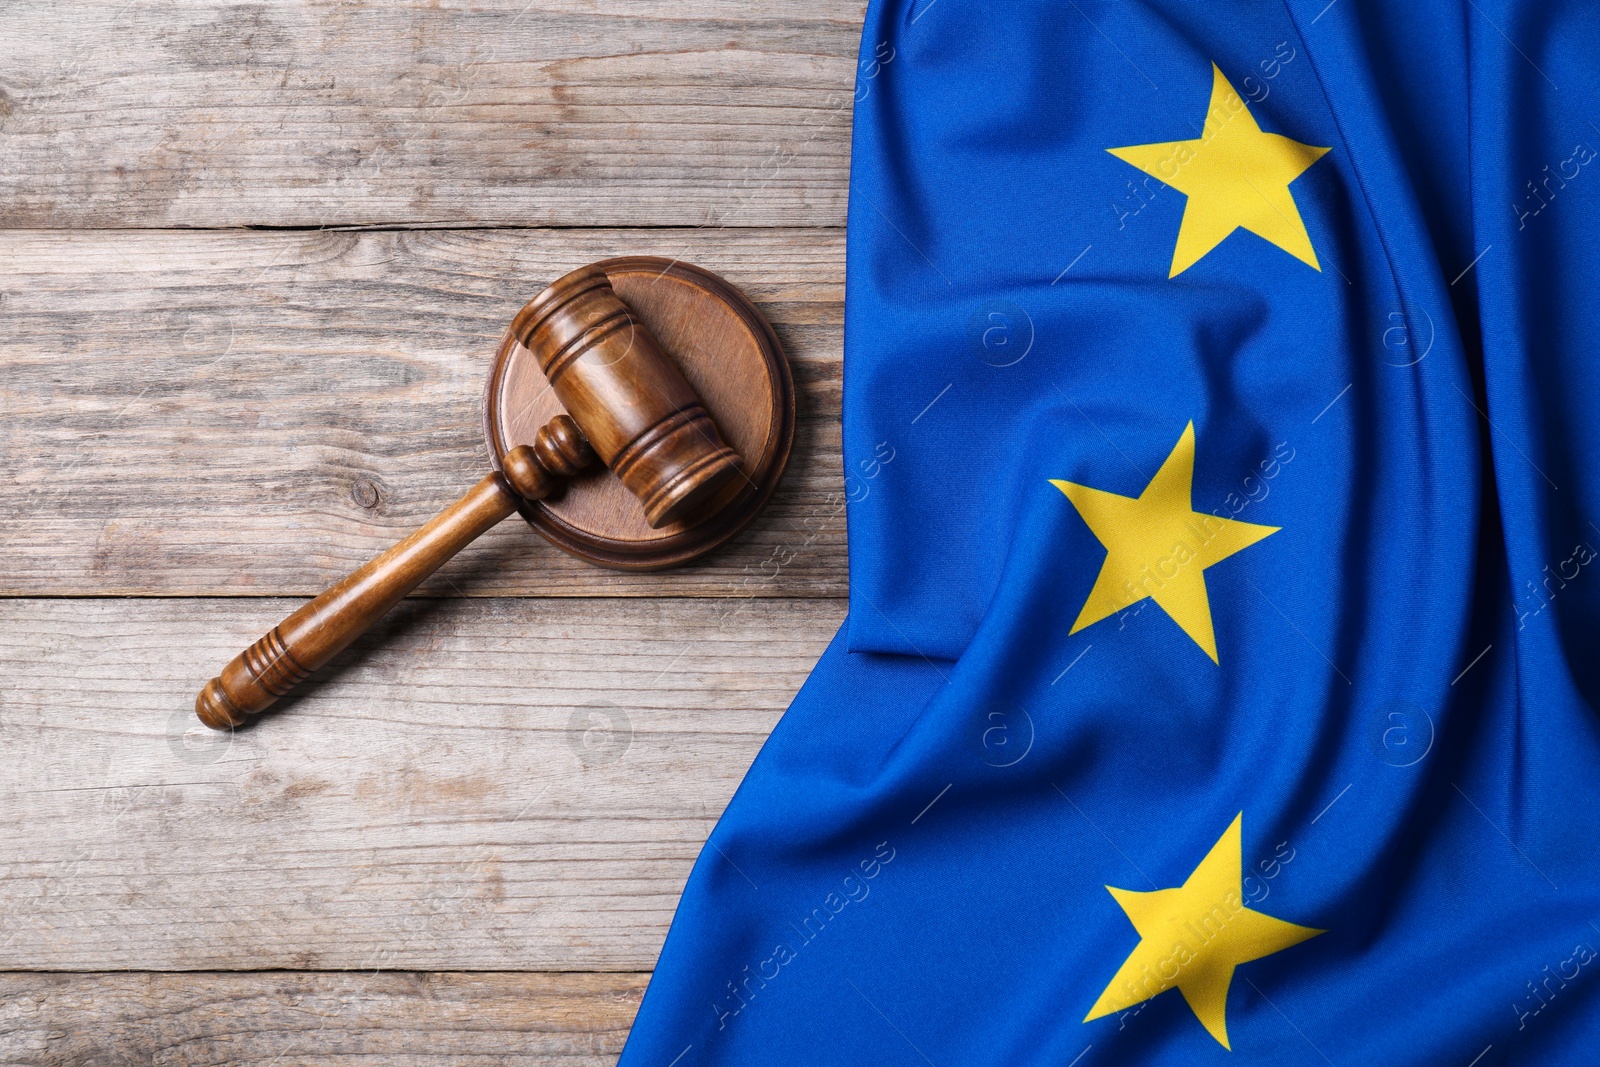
[0,3,861,1061]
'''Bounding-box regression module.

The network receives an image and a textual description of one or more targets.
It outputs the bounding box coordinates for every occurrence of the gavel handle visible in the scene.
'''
[196,473,519,729]
[196,417,593,729]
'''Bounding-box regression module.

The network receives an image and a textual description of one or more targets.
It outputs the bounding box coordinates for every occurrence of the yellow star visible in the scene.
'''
[1108,63,1330,277]
[1084,814,1323,1049]
[1050,422,1277,663]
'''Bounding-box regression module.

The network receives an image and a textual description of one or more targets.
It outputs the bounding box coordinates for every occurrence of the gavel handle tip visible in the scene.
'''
[196,677,249,730]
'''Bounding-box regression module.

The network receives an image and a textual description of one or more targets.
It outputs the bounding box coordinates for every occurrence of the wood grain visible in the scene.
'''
[0,227,846,598]
[0,3,871,1050]
[0,0,862,229]
[0,596,845,971]
[0,971,647,1066]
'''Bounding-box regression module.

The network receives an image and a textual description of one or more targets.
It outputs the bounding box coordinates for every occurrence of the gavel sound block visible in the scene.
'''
[196,258,794,729]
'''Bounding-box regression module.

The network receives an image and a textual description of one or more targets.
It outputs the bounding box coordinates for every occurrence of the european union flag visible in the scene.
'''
[621,1,1600,1062]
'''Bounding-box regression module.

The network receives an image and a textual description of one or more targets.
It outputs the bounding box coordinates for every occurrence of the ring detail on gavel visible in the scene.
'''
[510,267,743,528]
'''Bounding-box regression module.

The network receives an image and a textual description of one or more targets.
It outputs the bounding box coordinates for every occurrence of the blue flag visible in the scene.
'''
[619,1,1600,1062]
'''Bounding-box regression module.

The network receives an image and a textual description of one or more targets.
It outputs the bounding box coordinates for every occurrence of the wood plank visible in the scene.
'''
[0,971,646,1066]
[0,227,847,597]
[0,596,844,971]
[0,0,862,229]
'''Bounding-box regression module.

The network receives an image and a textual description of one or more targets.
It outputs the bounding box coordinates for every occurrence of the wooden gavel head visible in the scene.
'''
[502,266,743,528]
[196,258,793,730]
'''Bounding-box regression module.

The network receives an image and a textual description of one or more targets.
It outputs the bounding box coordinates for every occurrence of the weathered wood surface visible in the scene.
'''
[0,0,870,1053]
[0,0,861,229]
[0,596,845,971]
[0,227,846,598]
[0,971,647,1066]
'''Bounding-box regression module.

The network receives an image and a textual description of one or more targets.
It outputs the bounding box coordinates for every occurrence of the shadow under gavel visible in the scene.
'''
[196,266,743,730]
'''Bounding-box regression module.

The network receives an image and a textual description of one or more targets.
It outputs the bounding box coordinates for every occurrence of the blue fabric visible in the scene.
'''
[618,1,1600,1063]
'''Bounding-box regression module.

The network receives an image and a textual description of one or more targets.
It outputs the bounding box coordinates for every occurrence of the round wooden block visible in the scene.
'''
[484,257,795,570]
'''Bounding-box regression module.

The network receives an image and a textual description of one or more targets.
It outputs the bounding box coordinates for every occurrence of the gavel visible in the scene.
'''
[196,262,768,730]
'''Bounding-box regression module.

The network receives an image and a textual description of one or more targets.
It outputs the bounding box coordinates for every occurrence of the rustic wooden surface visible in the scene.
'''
[0,1,859,229]
[0,228,845,598]
[0,596,843,971]
[0,972,648,1066]
[0,0,865,1061]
